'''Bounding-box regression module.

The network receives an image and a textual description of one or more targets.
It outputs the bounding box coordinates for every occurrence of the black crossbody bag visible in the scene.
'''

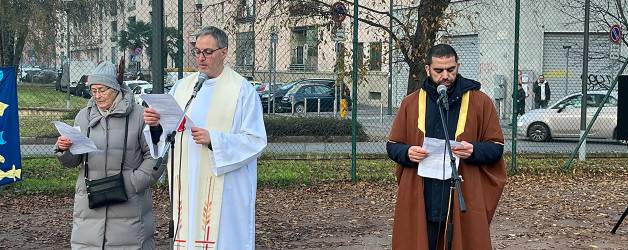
[84,116,129,209]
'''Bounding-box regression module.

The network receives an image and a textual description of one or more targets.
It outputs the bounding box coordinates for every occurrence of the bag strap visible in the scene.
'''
[84,115,130,179]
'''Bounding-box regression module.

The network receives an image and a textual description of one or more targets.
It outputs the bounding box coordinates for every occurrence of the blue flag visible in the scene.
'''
[0,67,22,186]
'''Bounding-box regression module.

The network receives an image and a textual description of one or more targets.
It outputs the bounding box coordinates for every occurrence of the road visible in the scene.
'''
[20,108,627,156]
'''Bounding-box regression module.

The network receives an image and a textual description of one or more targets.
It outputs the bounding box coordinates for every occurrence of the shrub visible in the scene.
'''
[264,116,368,141]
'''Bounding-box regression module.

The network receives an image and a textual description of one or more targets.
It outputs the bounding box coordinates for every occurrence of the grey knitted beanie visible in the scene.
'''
[87,61,120,92]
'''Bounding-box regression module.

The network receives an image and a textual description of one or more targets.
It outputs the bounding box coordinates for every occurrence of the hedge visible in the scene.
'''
[264,116,369,141]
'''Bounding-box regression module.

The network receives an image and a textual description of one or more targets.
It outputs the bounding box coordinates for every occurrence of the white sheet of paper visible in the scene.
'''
[140,94,192,133]
[418,137,462,180]
[52,121,99,154]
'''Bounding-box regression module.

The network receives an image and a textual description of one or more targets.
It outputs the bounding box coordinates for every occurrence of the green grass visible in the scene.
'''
[18,85,87,109]
[2,156,626,196]
[1,158,78,195]
[20,117,74,138]
[17,86,86,138]
[258,159,397,187]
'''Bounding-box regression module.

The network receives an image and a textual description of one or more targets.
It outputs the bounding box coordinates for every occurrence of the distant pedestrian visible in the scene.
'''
[533,74,551,108]
[517,82,526,116]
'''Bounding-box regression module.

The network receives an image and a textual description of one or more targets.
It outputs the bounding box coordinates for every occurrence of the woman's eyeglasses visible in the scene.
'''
[90,87,111,95]
[191,47,224,59]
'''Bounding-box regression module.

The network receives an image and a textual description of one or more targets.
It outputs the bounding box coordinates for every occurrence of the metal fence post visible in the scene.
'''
[151,0,164,94]
[351,0,359,183]
[317,98,321,115]
[579,0,591,161]
[269,27,278,114]
[511,0,521,174]
[380,101,384,127]
[65,6,71,109]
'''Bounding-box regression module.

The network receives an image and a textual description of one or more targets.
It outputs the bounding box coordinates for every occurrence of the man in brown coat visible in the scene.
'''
[387,44,507,250]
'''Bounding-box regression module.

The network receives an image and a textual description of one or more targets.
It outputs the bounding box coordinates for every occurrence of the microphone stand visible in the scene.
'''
[152,85,203,246]
[436,94,466,250]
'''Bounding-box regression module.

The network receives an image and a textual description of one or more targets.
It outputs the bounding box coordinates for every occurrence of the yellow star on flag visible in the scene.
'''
[0,102,7,117]
[0,165,21,181]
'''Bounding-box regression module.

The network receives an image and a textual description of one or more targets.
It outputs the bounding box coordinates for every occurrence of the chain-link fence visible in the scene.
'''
[11,0,628,173]
[391,0,627,163]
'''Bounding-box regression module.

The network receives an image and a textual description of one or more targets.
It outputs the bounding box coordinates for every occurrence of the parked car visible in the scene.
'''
[71,75,90,98]
[278,83,350,113]
[517,91,619,142]
[132,84,153,105]
[260,82,297,113]
[31,69,58,84]
[124,80,151,91]
[20,66,41,82]
[164,71,194,86]
[59,60,96,92]
[260,78,341,113]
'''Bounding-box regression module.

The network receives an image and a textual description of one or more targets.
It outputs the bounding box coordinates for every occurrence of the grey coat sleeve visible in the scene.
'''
[56,150,83,168]
[56,109,87,168]
[129,109,164,194]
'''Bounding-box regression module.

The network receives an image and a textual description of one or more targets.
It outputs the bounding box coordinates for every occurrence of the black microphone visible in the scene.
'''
[192,73,208,97]
[437,84,449,111]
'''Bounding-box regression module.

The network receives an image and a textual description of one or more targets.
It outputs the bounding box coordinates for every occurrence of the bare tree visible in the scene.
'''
[561,0,628,63]
[254,0,467,94]
[0,0,121,67]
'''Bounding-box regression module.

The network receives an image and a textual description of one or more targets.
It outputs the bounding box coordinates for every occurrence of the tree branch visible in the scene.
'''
[338,0,407,28]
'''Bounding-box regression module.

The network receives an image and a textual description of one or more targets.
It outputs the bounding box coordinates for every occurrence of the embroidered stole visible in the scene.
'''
[417,89,470,140]
[170,66,243,249]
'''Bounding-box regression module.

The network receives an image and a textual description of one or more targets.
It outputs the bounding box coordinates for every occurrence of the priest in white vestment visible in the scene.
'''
[143,26,266,250]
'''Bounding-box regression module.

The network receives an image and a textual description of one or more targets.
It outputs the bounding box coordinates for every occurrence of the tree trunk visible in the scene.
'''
[404,0,451,95]
[0,30,16,67]
[406,60,425,95]
[13,30,27,67]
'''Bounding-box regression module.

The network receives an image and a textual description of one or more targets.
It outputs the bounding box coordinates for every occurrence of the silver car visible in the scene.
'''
[517,91,619,142]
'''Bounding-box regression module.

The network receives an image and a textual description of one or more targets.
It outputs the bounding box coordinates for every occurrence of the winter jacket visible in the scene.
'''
[533,80,551,103]
[57,86,164,249]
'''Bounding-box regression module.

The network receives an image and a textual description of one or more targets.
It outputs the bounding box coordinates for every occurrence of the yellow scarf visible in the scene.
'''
[417,89,470,139]
[170,66,243,248]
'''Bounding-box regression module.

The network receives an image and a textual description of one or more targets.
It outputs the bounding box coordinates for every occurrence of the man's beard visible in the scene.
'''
[428,76,454,87]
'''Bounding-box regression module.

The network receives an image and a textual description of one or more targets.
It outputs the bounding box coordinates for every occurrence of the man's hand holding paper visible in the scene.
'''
[408,145,429,163]
[140,94,186,134]
[452,141,474,159]
[417,137,462,180]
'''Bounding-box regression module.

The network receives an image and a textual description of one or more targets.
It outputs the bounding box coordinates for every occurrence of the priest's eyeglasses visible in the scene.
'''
[191,47,224,60]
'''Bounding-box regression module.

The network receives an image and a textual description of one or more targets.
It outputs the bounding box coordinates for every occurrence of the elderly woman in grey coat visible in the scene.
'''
[55,61,164,249]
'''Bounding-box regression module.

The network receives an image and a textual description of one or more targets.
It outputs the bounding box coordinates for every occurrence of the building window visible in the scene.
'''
[236,0,254,23]
[289,26,318,71]
[357,42,364,68]
[111,21,118,42]
[236,32,254,70]
[369,42,382,71]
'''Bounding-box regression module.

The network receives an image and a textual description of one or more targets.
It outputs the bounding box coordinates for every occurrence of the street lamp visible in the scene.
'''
[563,45,572,96]
[63,0,73,109]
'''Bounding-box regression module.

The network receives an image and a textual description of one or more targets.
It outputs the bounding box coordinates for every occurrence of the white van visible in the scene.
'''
[58,60,96,93]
